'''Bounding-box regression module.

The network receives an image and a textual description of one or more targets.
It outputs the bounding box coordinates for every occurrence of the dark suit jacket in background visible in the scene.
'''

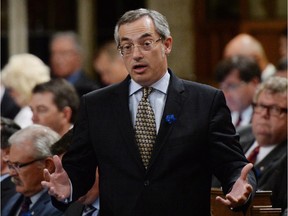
[238,125,287,211]
[71,70,99,98]
[2,191,64,216]
[61,70,256,216]
[0,88,20,119]
[1,176,16,208]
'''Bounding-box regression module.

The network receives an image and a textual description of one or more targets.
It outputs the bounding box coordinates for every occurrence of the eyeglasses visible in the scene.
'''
[118,37,162,56]
[7,158,45,173]
[252,103,288,117]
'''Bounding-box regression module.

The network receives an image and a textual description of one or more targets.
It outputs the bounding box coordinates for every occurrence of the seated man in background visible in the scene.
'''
[237,76,287,212]
[50,31,99,97]
[1,125,63,216]
[93,40,128,87]
[29,78,79,136]
[0,117,20,208]
[215,55,261,129]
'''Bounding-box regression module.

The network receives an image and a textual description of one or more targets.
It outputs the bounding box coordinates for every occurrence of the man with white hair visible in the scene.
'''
[1,125,63,216]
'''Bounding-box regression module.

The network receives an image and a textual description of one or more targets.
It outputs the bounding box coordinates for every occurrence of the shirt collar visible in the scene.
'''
[29,189,46,207]
[91,198,100,210]
[129,70,170,96]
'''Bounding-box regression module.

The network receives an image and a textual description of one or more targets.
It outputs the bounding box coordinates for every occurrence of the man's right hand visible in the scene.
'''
[41,155,71,201]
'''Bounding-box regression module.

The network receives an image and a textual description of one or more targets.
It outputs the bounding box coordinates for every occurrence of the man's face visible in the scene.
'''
[50,37,81,78]
[220,70,258,112]
[30,92,68,135]
[8,141,46,197]
[252,90,287,146]
[118,16,172,86]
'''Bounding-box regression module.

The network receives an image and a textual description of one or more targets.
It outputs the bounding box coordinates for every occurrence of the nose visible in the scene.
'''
[132,45,144,59]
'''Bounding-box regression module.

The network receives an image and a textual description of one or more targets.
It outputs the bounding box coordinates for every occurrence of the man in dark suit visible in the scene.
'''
[49,31,99,98]
[42,8,257,216]
[1,125,63,216]
[238,76,287,212]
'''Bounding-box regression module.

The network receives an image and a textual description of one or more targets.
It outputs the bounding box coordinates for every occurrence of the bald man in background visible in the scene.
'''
[224,33,276,81]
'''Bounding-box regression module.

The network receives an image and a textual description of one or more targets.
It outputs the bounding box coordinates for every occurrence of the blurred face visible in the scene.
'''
[30,92,70,136]
[220,70,259,112]
[50,37,81,78]
[0,148,9,174]
[94,52,127,85]
[8,141,46,196]
[252,90,287,146]
[118,16,172,86]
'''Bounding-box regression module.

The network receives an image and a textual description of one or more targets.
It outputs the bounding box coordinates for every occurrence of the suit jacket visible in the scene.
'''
[64,201,85,216]
[73,71,99,97]
[2,191,64,216]
[1,176,16,208]
[0,88,20,119]
[61,70,256,216]
[238,125,287,210]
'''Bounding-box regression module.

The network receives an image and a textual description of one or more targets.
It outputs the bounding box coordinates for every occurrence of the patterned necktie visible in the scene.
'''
[247,146,260,164]
[18,196,31,216]
[135,87,156,169]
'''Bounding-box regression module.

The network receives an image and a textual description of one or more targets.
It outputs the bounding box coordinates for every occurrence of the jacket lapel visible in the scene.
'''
[148,71,186,170]
[112,77,145,170]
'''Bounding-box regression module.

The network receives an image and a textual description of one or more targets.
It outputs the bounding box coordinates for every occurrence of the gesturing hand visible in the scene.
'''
[41,155,71,201]
[216,163,254,209]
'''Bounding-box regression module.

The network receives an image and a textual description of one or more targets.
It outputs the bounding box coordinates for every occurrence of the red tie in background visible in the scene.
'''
[247,146,260,164]
[18,197,31,216]
[235,114,242,127]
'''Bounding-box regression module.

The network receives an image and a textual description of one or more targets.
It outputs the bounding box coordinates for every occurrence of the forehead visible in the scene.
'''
[30,92,55,105]
[258,90,287,106]
[9,140,34,161]
[51,37,75,50]
[118,16,157,41]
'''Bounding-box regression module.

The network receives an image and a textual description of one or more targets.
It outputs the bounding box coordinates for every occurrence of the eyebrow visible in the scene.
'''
[120,33,154,43]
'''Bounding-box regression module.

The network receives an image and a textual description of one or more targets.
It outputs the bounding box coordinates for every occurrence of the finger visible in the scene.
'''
[43,168,51,182]
[53,155,64,173]
[240,163,253,180]
[216,196,231,206]
[41,180,51,190]
[225,193,239,203]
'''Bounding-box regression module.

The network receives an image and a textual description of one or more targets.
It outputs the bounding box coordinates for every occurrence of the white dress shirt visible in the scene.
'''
[129,71,170,133]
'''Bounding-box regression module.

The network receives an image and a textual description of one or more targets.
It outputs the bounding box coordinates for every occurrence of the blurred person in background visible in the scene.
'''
[274,57,287,78]
[29,78,79,136]
[224,33,276,81]
[1,54,50,128]
[93,40,128,87]
[215,55,261,129]
[0,80,20,120]
[50,31,99,97]
[0,117,21,208]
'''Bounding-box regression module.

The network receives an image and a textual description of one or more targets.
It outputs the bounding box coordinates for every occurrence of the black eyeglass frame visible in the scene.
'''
[252,102,288,116]
[6,158,45,172]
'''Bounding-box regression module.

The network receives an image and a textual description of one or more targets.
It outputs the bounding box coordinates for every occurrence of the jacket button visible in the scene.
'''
[144,180,150,186]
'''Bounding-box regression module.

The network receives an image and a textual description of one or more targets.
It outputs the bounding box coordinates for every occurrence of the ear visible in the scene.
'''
[44,157,56,173]
[62,106,72,123]
[163,36,173,55]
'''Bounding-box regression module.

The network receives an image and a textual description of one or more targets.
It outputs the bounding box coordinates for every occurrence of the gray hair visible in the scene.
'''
[253,76,288,102]
[114,8,171,46]
[8,125,60,159]
[50,31,83,54]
